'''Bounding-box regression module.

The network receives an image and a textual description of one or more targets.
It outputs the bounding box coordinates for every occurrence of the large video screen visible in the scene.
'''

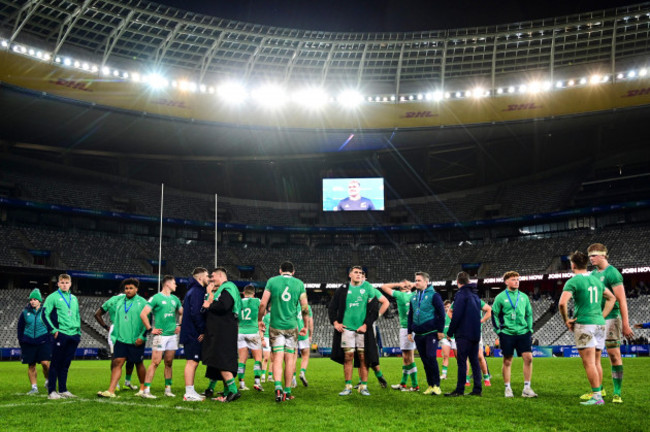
[322,178,385,211]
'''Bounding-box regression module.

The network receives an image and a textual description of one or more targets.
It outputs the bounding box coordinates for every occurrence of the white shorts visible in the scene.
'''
[440,337,457,350]
[605,317,622,342]
[238,333,262,351]
[479,337,484,351]
[297,339,310,351]
[574,324,606,350]
[341,329,364,350]
[107,325,115,354]
[269,327,298,352]
[399,328,416,351]
[152,335,178,352]
[263,337,271,352]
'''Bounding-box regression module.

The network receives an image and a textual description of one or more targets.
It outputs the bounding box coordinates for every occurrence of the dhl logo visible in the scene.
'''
[401,111,438,118]
[502,103,542,112]
[151,98,188,108]
[49,78,93,92]
[622,88,650,97]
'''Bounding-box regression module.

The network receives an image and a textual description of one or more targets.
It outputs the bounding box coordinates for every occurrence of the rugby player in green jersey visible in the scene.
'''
[492,271,536,398]
[98,278,148,398]
[139,275,183,398]
[237,285,264,391]
[585,243,635,403]
[258,261,311,402]
[559,251,616,405]
[292,303,313,387]
[381,280,419,391]
[440,300,456,381]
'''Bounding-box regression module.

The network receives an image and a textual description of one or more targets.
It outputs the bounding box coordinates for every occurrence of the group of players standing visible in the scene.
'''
[16,242,638,405]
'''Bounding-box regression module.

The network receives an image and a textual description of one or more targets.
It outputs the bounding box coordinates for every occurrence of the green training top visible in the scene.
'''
[102,294,125,325]
[592,265,623,320]
[147,292,181,336]
[214,281,242,317]
[297,304,313,341]
[264,274,306,330]
[239,297,261,334]
[563,273,606,325]
[342,281,376,331]
[392,290,414,329]
[43,289,81,336]
[492,288,533,336]
[112,294,148,344]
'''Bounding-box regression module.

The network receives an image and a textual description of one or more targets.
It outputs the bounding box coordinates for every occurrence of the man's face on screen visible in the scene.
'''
[348,181,360,199]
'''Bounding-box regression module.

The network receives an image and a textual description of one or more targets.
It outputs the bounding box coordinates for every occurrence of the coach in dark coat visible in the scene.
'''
[446,272,482,396]
[329,284,380,368]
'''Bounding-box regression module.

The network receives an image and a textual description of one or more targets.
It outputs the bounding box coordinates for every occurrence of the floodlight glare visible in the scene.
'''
[82,63,89,71]
[433,91,443,101]
[640,68,648,76]
[146,74,169,89]
[519,85,527,93]
[292,87,328,108]
[556,81,563,88]
[390,95,396,101]
[408,95,414,101]
[337,90,364,108]
[90,65,97,72]
[508,86,515,93]
[601,75,610,82]
[131,72,140,82]
[579,77,587,85]
[217,82,247,102]
[73,61,80,68]
[375,96,381,102]
[63,58,72,66]
[617,73,624,79]
[497,88,504,94]
[455,92,462,98]
[28,49,34,56]
[417,94,424,100]
[0,40,7,48]
[102,66,110,75]
[252,84,287,108]
[568,80,575,86]
[199,84,207,93]
[589,75,600,84]
[473,88,484,98]
[628,70,636,78]
[444,92,451,99]
[367,97,373,102]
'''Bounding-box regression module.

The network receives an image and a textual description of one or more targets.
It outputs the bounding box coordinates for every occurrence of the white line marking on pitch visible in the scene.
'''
[0,398,211,412]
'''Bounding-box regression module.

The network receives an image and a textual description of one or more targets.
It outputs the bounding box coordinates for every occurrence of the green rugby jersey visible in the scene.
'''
[563,273,606,325]
[112,294,148,344]
[264,274,306,330]
[297,304,313,341]
[43,289,81,336]
[443,313,451,337]
[492,288,533,336]
[392,290,413,329]
[342,281,376,331]
[239,297,261,334]
[147,292,181,336]
[592,265,623,320]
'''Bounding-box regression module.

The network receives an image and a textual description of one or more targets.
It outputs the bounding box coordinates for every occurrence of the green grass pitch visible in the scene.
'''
[0,356,646,431]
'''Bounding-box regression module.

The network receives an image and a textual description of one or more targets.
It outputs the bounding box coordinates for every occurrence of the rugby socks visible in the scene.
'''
[185,385,195,394]
[524,381,531,389]
[374,370,383,379]
[400,365,408,385]
[466,374,471,384]
[125,374,132,385]
[275,381,283,391]
[238,363,246,381]
[592,386,603,400]
[144,382,151,393]
[226,378,238,396]
[207,380,217,391]
[406,362,418,387]
[164,378,172,388]
[345,379,352,387]
[31,384,38,391]
[300,368,307,377]
[483,374,490,380]
[505,382,512,390]
[612,365,623,395]
[284,386,291,395]
[254,361,262,385]
[441,365,448,377]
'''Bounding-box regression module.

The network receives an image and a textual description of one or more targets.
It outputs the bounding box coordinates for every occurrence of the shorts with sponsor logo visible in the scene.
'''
[183,339,202,362]
[152,334,178,352]
[297,339,310,351]
[574,324,606,350]
[269,327,298,351]
[263,337,271,352]
[440,337,457,350]
[605,317,622,341]
[238,333,262,351]
[341,329,364,350]
[399,328,416,351]
[113,340,145,363]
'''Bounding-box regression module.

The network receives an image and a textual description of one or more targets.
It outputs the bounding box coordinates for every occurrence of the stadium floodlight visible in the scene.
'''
[556,81,563,88]
[579,77,587,85]
[90,65,97,72]
[208,86,215,94]
[382,97,388,102]
[542,81,552,91]
[601,75,610,82]
[628,70,636,78]
[417,94,424,100]
[28,49,35,56]
[390,95,396,101]
[568,79,575,86]
[73,61,80,68]
[112,69,120,77]
[82,63,90,71]
[433,91,443,101]
[337,90,364,108]
[528,82,541,93]
[63,58,72,66]
[199,84,207,93]
[519,85,527,93]
[640,68,648,76]
[122,72,129,79]
[589,75,600,84]
[0,40,7,48]
[455,91,462,98]
[55,57,61,63]
[217,82,247,103]
[367,96,373,102]
[131,72,140,82]
[102,66,110,75]
[146,73,169,90]
[291,87,328,109]
[375,96,381,102]
[472,88,484,98]
[399,96,406,101]
[444,92,450,99]
[35,51,42,59]
[616,73,624,79]
[408,95,414,101]
[507,86,515,93]
[252,84,287,108]
[497,87,504,94]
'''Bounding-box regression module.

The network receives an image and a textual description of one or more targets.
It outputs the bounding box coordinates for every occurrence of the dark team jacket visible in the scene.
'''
[179,278,206,344]
[447,283,482,342]
[328,284,380,367]
[407,285,445,336]
[17,305,51,345]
